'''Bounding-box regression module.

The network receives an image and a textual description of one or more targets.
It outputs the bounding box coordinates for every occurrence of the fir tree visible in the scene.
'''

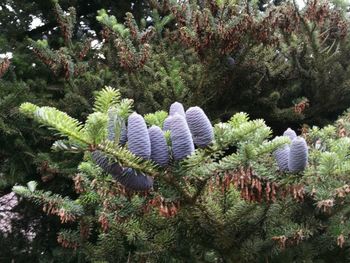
[2,0,350,261]
[0,1,119,261]
[94,0,350,131]
[14,86,350,262]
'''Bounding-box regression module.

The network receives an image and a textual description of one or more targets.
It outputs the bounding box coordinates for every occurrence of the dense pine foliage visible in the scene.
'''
[1,0,350,261]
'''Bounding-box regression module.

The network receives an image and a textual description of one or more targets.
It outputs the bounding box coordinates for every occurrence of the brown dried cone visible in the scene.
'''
[0,58,10,78]
[148,196,180,217]
[219,167,305,203]
[223,167,277,203]
[57,234,79,249]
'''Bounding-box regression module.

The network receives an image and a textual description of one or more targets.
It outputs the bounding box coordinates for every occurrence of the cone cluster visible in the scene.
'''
[92,102,214,190]
[274,128,308,173]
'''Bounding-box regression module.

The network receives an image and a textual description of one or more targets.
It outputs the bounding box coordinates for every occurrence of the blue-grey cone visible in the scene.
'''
[163,116,173,131]
[170,114,195,160]
[273,145,290,172]
[226,56,235,69]
[127,112,151,159]
[149,126,169,166]
[92,151,152,191]
[288,137,308,172]
[115,167,153,191]
[119,123,127,146]
[283,128,297,141]
[91,150,123,176]
[169,102,186,117]
[186,106,214,147]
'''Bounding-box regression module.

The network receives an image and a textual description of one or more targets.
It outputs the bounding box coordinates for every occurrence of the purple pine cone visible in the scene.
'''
[226,56,235,68]
[185,106,214,148]
[91,151,152,191]
[127,112,151,159]
[163,116,173,131]
[170,114,195,161]
[92,150,123,176]
[119,123,127,146]
[288,137,308,172]
[149,126,169,166]
[273,145,290,172]
[283,128,297,141]
[169,102,186,117]
[116,167,153,191]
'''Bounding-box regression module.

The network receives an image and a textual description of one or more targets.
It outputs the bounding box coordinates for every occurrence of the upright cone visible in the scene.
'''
[163,116,173,131]
[283,128,297,141]
[186,106,214,147]
[169,102,186,117]
[273,145,290,172]
[127,112,151,159]
[149,126,169,166]
[170,114,195,161]
[288,137,308,172]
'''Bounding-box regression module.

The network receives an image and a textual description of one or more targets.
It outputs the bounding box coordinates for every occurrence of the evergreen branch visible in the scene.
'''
[96,141,158,177]
[214,118,270,150]
[51,140,81,152]
[13,182,84,223]
[19,102,40,118]
[19,103,91,145]
[93,86,121,113]
[57,229,81,249]
[84,112,108,145]
[256,136,291,155]
[115,99,134,119]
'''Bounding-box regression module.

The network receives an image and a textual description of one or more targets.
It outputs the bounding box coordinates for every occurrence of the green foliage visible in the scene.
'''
[144,111,168,127]
[97,9,130,38]
[93,86,121,113]
[18,89,350,262]
[19,87,157,176]
[3,0,350,261]
[20,103,90,145]
[0,2,126,261]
